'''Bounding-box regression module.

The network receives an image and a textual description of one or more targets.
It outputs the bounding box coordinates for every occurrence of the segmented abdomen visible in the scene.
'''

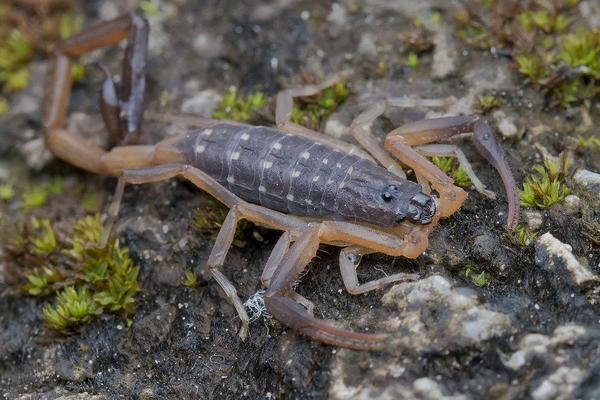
[178,123,378,219]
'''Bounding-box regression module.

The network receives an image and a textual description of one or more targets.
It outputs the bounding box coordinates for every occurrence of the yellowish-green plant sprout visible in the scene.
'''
[291,81,349,130]
[212,87,267,122]
[29,218,57,256]
[0,183,14,201]
[191,198,250,248]
[464,262,489,287]
[181,270,200,288]
[0,29,32,92]
[431,156,471,188]
[21,186,49,210]
[406,52,419,68]
[0,97,7,114]
[24,267,63,297]
[475,94,501,112]
[43,286,100,331]
[63,214,104,260]
[520,156,570,209]
[509,224,539,247]
[140,0,161,17]
[577,135,600,151]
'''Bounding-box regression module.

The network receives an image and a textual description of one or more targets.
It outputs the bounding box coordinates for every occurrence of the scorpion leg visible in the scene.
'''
[415,144,497,199]
[264,221,429,350]
[349,100,407,179]
[44,13,148,173]
[339,246,419,295]
[387,117,519,229]
[275,72,374,161]
[100,163,313,339]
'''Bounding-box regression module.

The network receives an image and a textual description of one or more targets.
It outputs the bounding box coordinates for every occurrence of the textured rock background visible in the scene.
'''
[1,1,599,399]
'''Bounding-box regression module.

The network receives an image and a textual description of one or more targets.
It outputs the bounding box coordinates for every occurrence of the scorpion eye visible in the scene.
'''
[381,192,394,202]
[387,184,398,191]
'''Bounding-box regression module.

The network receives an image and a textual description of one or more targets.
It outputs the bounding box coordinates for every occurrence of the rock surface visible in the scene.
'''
[0,1,599,399]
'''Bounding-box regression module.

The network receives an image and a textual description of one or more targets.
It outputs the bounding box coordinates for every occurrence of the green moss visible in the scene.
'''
[464,262,489,287]
[19,177,63,210]
[191,198,250,248]
[43,287,100,331]
[0,97,7,114]
[9,213,141,331]
[291,81,349,130]
[406,52,419,68]
[0,183,14,201]
[140,0,160,17]
[520,156,570,209]
[212,87,267,122]
[474,94,501,112]
[577,135,600,151]
[0,29,32,92]
[181,270,199,288]
[29,218,57,256]
[59,14,86,82]
[431,156,471,188]
[23,267,63,297]
[508,224,539,247]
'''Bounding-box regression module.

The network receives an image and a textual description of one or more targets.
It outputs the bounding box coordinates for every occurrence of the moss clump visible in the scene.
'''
[576,135,600,151]
[24,267,63,297]
[456,1,599,107]
[181,270,199,288]
[291,81,349,130]
[464,263,489,287]
[212,87,267,122]
[20,176,63,210]
[191,198,251,248]
[508,224,539,247]
[431,156,471,188]
[520,156,570,209]
[8,214,141,331]
[0,183,14,201]
[29,218,57,256]
[474,94,501,113]
[43,287,100,331]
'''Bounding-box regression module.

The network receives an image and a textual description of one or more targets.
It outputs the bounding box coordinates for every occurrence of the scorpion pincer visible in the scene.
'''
[43,13,519,351]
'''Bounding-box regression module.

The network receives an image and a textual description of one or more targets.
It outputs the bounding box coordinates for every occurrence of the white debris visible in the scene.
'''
[562,194,582,215]
[181,90,222,117]
[493,110,521,139]
[503,324,587,370]
[535,233,599,287]
[382,275,512,351]
[531,366,586,400]
[523,210,544,231]
[244,290,268,321]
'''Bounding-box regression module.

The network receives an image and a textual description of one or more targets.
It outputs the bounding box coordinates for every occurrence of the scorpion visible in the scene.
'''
[43,13,519,351]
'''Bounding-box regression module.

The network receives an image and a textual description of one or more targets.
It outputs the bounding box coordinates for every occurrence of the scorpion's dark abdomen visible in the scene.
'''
[176,123,414,223]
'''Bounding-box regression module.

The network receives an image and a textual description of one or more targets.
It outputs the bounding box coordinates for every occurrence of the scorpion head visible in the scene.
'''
[380,184,436,225]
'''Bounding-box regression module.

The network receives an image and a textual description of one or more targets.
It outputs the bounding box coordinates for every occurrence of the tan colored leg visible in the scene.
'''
[339,246,419,295]
[416,144,497,199]
[275,72,374,161]
[264,220,428,351]
[349,100,407,178]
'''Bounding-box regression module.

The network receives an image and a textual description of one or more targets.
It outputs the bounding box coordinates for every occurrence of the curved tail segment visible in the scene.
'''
[472,120,520,231]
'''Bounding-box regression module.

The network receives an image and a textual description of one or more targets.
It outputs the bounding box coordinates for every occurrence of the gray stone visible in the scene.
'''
[562,194,582,215]
[524,210,544,231]
[574,169,600,194]
[493,110,521,139]
[181,90,222,117]
[535,232,599,287]
[531,366,586,400]
[382,275,512,351]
